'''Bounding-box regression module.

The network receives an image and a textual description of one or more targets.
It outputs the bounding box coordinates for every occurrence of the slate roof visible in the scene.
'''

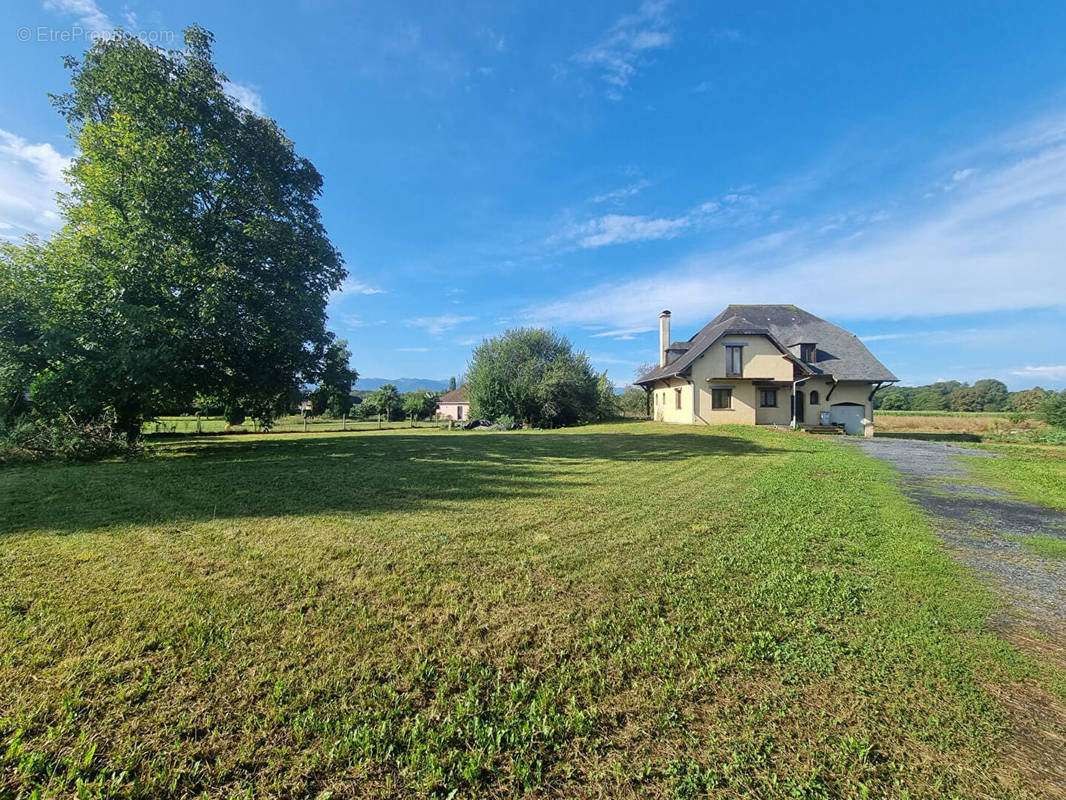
[636,305,898,385]
[439,386,470,404]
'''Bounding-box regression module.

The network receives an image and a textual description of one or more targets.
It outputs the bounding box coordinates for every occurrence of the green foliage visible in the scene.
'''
[467,328,599,427]
[595,371,619,420]
[309,338,357,418]
[223,405,246,426]
[0,26,345,445]
[402,391,440,421]
[447,376,457,392]
[876,379,1017,413]
[367,384,401,421]
[618,386,650,417]
[1042,391,1066,429]
[1011,387,1050,412]
[879,393,909,410]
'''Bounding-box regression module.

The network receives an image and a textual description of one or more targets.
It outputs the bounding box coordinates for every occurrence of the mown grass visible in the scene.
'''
[1011,535,1066,560]
[963,442,1066,513]
[0,423,1044,798]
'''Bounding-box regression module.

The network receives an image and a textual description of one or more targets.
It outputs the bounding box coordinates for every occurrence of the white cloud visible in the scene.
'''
[561,195,749,249]
[1011,365,1066,382]
[860,332,915,342]
[43,0,113,31]
[396,347,430,353]
[590,326,655,340]
[225,82,265,116]
[952,167,977,182]
[527,117,1066,329]
[408,313,475,335]
[337,278,385,295]
[574,0,672,99]
[572,213,689,248]
[0,129,71,238]
[591,179,651,204]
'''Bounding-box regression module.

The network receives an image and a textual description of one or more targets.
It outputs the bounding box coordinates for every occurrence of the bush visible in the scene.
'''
[0,414,140,462]
[1042,393,1066,429]
[224,405,246,426]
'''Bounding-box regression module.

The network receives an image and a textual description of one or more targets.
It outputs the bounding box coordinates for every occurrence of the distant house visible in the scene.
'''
[635,305,897,436]
[437,386,470,421]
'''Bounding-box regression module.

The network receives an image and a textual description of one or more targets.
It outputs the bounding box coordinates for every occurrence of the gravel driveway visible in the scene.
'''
[854,438,1066,627]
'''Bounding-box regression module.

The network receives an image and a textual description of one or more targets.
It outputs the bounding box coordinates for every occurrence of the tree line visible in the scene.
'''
[873,379,1064,414]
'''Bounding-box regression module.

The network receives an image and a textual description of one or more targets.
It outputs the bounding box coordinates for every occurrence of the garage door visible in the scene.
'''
[829,402,864,434]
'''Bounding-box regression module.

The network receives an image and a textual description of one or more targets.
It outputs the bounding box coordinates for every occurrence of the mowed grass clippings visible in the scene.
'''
[0,423,1038,798]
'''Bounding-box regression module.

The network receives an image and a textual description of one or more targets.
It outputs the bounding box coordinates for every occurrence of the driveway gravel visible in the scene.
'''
[854,438,1066,627]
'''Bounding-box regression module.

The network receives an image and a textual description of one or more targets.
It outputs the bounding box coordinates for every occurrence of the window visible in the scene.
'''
[759,389,777,408]
[712,388,732,409]
[800,343,817,363]
[674,388,682,409]
[457,405,464,420]
[725,345,743,377]
[809,390,819,405]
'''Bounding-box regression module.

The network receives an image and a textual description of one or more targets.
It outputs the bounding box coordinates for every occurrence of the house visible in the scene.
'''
[437,386,470,421]
[634,305,897,436]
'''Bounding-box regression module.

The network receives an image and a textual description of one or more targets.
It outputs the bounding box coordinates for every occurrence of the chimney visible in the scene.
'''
[659,310,671,367]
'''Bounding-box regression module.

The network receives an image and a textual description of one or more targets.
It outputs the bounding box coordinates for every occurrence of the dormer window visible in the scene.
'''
[799,343,817,363]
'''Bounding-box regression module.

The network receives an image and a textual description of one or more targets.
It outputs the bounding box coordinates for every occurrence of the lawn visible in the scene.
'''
[964,442,1066,513]
[0,423,1048,798]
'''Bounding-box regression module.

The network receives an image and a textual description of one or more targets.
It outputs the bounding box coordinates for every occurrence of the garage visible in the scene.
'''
[829,402,865,434]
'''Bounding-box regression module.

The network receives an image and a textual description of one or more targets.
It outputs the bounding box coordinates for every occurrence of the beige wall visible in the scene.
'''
[687,336,792,425]
[650,376,694,424]
[801,379,873,426]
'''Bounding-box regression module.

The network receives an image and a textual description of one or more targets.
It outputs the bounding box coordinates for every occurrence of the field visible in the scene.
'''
[1,423,1062,798]
[873,411,1050,442]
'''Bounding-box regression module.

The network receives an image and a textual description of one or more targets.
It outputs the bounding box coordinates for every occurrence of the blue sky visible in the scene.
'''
[3,1,1066,389]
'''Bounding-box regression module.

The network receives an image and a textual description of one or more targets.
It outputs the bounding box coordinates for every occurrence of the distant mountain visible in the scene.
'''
[355,377,451,392]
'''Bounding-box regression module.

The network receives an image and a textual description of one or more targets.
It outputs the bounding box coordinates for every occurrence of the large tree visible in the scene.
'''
[1,26,345,441]
[309,337,357,417]
[466,328,599,427]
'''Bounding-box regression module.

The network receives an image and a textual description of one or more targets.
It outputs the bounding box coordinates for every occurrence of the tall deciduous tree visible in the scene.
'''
[466,328,599,427]
[2,26,345,441]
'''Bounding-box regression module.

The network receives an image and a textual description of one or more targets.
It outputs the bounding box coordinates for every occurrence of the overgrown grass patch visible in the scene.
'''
[0,423,1047,797]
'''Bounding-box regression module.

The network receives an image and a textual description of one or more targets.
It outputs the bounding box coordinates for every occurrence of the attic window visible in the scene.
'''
[800,343,817,363]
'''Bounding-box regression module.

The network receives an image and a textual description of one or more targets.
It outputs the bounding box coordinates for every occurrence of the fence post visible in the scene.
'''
[342,414,346,431]
[303,413,308,433]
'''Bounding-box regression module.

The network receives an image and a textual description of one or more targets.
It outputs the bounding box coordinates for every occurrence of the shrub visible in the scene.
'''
[224,405,246,426]
[0,414,140,462]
